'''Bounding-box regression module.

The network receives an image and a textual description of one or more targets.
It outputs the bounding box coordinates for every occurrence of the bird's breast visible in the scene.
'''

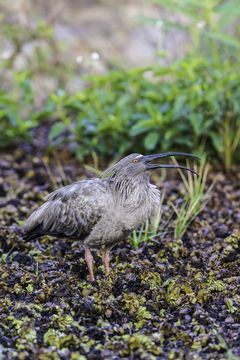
[115,184,161,230]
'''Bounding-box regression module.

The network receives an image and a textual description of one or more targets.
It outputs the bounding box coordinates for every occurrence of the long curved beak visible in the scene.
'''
[143,152,201,176]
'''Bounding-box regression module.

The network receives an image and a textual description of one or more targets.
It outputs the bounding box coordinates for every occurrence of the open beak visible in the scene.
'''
[143,152,201,176]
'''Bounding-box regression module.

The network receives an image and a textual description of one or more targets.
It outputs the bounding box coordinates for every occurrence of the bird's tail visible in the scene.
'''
[23,230,41,241]
[22,202,53,241]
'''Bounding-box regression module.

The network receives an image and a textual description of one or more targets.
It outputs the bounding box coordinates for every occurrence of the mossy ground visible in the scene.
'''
[0,146,240,360]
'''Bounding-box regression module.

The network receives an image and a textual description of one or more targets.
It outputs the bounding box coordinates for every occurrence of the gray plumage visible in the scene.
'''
[23,152,200,281]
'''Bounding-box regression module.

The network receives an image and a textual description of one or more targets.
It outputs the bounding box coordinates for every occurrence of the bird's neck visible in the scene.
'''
[112,173,159,210]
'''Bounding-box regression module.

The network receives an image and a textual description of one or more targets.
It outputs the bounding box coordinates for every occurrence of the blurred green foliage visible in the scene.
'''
[0,17,72,89]
[142,0,240,61]
[1,56,240,168]
[0,1,240,169]
[48,57,240,167]
[0,72,36,146]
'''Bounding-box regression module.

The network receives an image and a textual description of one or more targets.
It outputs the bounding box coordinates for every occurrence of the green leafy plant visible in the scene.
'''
[45,58,240,164]
[0,247,15,264]
[219,113,240,171]
[1,49,240,166]
[141,0,240,61]
[131,221,151,250]
[0,72,38,147]
[172,157,214,238]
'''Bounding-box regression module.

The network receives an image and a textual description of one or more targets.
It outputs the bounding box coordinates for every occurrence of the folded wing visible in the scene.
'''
[23,179,109,241]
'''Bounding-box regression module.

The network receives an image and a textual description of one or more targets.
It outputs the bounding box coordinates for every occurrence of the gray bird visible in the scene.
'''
[23,152,200,282]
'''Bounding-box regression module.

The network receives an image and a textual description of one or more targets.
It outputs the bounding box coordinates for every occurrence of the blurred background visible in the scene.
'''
[0,0,240,168]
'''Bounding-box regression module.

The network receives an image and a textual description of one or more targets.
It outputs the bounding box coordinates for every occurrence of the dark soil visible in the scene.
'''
[0,146,240,360]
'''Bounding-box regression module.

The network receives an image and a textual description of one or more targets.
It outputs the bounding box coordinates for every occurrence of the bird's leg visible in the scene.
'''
[102,247,110,275]
[84,247,95,282]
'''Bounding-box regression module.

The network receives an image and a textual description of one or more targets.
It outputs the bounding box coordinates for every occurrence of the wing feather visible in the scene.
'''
[23,179,109,240]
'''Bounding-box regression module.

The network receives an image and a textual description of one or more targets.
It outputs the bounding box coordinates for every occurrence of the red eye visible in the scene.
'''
[133,159,138,163]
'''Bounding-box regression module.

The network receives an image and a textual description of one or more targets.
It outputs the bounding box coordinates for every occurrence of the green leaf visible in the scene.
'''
[189,113,203,136]
[209,131,223,153]
[203,31,240,49]
[130,118,156,136]
[144,132,159,150]
[49,122,67,140]
[216,0,240,29]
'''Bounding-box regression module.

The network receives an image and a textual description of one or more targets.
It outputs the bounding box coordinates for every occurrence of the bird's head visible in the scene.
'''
[103,152,201,181]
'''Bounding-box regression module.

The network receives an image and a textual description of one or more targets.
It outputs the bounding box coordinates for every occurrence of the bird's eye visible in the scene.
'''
[133,159,138,163]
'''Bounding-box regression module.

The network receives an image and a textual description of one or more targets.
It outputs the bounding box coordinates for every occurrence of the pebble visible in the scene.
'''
[225,316,234,323]
[4,205,17,214]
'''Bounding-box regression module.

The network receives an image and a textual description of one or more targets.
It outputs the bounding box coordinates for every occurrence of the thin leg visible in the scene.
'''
[84,247,95,282]
[102,248,110,275]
